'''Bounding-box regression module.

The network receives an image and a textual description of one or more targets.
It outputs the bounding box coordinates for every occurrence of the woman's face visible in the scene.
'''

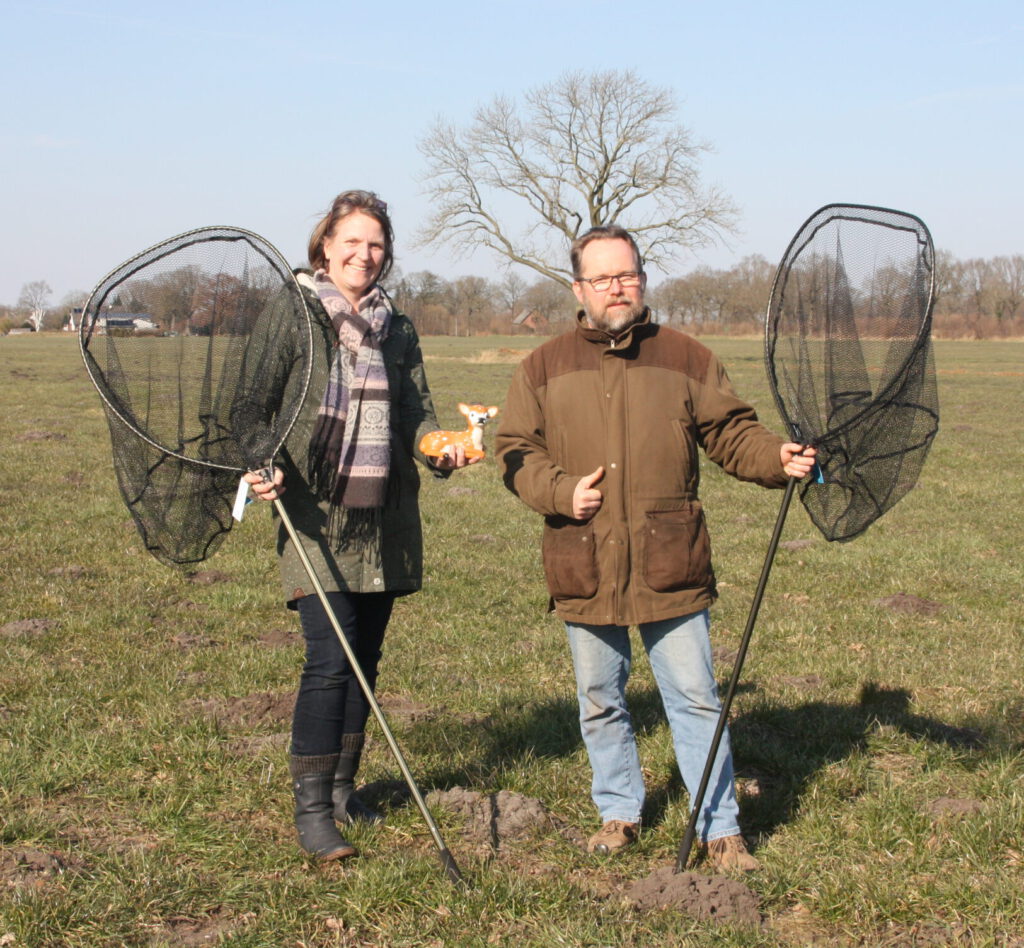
[322,211,386,305]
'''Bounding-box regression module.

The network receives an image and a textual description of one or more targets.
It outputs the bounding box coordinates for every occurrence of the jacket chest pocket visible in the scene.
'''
[542,516,599,600]
[642,503,713,592]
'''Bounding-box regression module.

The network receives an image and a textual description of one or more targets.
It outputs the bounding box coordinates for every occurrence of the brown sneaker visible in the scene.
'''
[702,834,760,872]
[587,820,640,855]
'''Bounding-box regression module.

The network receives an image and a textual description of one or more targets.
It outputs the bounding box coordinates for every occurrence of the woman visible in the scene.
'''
[245,190,473,861]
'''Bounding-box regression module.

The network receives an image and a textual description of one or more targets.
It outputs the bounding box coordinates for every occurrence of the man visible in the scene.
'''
[495,226,815,871]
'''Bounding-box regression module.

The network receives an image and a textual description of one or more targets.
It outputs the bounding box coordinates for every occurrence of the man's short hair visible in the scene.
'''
[570,226,644,280]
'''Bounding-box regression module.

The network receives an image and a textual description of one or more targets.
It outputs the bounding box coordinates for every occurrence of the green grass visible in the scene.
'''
[1,333,1021,946]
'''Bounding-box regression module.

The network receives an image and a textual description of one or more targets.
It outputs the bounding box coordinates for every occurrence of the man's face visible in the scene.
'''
[572,238,647,334]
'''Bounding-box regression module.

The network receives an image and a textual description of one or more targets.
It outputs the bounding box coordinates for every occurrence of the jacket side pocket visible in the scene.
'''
[543,515,599,600]
[642,503,713,592]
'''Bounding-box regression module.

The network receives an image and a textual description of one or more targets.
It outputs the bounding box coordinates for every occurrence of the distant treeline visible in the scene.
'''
[3,250,1021,339]
[390,251,1024,339]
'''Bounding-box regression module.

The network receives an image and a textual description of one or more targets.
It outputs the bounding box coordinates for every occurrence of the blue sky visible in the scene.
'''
[2,0,1021,306]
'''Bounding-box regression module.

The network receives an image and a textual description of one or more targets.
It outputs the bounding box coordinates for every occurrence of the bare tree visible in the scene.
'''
[444,276,496,336]
[497,270,528,316]
[18,280,52,331]
[990,255,1024,321]
[418,70,737,288]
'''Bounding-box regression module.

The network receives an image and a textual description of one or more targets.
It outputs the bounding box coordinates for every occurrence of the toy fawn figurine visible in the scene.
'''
[419,403,500,461]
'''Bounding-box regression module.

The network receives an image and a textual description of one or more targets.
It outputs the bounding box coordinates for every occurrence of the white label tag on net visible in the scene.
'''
[232,475,251,522]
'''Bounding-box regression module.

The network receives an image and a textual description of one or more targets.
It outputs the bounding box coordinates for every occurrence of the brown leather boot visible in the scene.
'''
[587,820,640,855]
[702,834,760,872]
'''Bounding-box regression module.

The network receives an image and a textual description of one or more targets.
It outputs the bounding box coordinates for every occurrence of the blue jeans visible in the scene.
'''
[565,609,741,841]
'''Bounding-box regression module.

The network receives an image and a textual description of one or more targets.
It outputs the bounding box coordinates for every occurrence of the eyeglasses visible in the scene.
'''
[576,271,643,292]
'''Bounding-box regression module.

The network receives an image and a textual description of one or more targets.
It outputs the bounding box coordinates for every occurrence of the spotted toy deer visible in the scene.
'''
[419,403,500,461]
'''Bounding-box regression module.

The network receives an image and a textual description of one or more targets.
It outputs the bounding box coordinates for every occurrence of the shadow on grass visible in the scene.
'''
[380,680,985,842]
[729,680,985,837]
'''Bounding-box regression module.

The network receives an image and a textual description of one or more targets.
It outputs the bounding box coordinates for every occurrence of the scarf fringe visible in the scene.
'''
[326,505,384,554]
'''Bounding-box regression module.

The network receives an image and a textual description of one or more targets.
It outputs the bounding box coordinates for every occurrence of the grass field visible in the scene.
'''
[1,333,1022,947]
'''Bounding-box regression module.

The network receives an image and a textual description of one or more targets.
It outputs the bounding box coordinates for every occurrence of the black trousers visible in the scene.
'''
[290,590,396,757]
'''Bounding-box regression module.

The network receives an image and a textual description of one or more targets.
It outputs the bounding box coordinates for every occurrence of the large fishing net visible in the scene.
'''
[677,204,940,870]
[80,225,465,883]
[765,204,939,541]
[80,227,313,565]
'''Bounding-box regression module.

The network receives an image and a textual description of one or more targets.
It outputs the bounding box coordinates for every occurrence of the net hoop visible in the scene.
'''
[764,202,935,446]
[79,225,314,472]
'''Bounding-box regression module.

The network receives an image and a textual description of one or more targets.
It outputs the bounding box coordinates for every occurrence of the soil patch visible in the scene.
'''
[255,626,299,647]
[0,848,71,893]
[47,565,86,579]
[225,733,288,757]
[144,907,248,946]
[778,673,823,691]
[768,903,839,946]
[49,794,162,857]
[925,795,983,819]
[190,691,294,729]
[0,618,57,638]
[779,539,815,551]
[473,348,529,364]
[626,866,761,928]
[873,593,942,616]
[378,693,439,723]
[444,486,477,497]
[172,631,219,650]
[18,430,67,442]
[711,645,738,666]
[186,570,233,585]
[426,787,580,848]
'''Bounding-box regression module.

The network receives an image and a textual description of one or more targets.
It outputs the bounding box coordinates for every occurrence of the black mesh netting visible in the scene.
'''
[80,227,312,565]
[765,204,939,542]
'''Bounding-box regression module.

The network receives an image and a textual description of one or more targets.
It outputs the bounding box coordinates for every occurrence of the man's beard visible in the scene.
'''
[584,296,645,334]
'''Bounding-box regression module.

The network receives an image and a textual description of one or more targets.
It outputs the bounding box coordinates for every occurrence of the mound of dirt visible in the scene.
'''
[626,866,761,928]
[426,787,575,847]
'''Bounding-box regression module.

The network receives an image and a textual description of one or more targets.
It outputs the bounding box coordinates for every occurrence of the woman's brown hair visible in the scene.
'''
[307,190,395,282]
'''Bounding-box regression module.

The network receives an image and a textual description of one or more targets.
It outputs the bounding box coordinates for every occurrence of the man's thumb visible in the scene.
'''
[581,466,605,488]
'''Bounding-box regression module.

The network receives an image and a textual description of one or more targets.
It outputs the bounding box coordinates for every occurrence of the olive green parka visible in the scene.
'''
[256,272,445,605]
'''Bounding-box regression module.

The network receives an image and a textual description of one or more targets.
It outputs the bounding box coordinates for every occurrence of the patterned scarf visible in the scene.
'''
[307,272,392,546]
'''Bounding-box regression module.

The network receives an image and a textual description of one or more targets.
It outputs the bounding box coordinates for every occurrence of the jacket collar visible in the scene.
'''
[576,307,655,350]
